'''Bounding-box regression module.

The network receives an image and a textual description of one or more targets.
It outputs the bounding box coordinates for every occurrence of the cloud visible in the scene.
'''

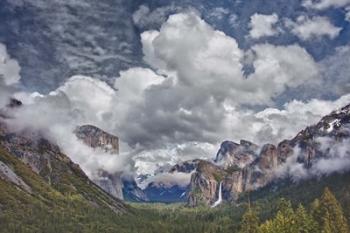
[248,43,319,102]
[208,7,230,20]
[1,11,348,178]
[133,142,217,175]
[276,44,350,101]
[286,16,341,40]
[228,14,239,28]
[318,45,350,96]
[4,75,135,178]
[114,67,164,106]
[40,123,135,178]
[0,85,13,110]
[132,4,183,30]
[248,13,280,39]
[312,137,350,175]
[302,0,350,10]
[0,43,21,86]
[111,12,319,163]
[250,94,350,144]
[140,172,193,188]
[276,136,350,181]
[141,12,318,106]
[346,6,350,21]
[53,75,116,123]
[0,43,21,109]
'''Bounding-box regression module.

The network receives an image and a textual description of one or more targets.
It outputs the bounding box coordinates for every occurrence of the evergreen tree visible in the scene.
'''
[276,199,297,233]
[318,187,349,233]
[259,199,296,233]
[321,210,332,233]
[294,204,317,233]
[259,220,272,233]
[240,205,260,233]
[277,199,295,220]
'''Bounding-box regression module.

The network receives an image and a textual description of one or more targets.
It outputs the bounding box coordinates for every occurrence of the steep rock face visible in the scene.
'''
[0,120,127,213]
[256,144,278,171]
[222,170,245,201]
[277,140,294,164]
[75,125,119,154]
[214,140,258,169]
[74,125,147,201]
[75,125,123,199]
[290,103,350,166]
[94,170,124,200]
[186,103,350,206]
[187,160,227,206]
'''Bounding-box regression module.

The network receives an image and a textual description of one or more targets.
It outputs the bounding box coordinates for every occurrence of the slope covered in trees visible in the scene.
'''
[240,188,349,233]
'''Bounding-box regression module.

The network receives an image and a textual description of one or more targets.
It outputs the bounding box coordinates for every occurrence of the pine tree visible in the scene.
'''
[295,204,318,233]
[260,199,300,233]
[276,199,297,233]
[259,220,275,233]
[318,187,349,233]
[240,205,260,233]
[321,210,332,233]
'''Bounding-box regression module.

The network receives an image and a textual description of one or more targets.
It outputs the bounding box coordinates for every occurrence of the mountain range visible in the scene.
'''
[133,102,350,206]
[1,98,350,210]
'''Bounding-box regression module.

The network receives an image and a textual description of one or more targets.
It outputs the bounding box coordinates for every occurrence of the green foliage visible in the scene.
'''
[258,187,349,233]
[294,204,318,233]
[317,187,349,233]
[259,200,297,233]
[212,172,223,183]
[225,165,241,174]
[321,211,332,233]
[1,142,350,233]
[0,141,245,233]
[240,205,260,233]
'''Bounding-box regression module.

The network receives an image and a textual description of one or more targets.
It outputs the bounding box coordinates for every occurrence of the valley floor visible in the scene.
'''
[0,200,243,233]
[1,188,349,233]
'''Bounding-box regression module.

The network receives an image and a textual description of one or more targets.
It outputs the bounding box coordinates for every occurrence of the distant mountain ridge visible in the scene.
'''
[151,103,350,206]
[2,98,350,208]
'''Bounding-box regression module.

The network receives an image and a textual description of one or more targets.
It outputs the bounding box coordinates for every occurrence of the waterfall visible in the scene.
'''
[211,181,223,208]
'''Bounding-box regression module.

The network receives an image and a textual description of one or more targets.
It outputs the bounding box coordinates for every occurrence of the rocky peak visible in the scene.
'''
[277,140,294,164]
[169,159,201,173]
[188,160,226,206]
[240,140,258,150]
[185,102,350,207]
[214,140,257,169]
[74,125,147,201]
[256,144,278,171]
[74,125,119,154]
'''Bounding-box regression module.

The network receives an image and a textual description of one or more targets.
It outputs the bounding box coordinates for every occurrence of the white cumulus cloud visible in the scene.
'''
[286,16,341,40]
[1,11,348,177]
[0,43,21,86]
[249,13,280,39]
[302,0,350,10]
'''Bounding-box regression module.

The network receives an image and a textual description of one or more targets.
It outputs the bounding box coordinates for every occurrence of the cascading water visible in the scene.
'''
[211,181,223,208]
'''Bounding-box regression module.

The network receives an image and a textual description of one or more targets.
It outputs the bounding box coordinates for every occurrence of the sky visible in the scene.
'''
[0,0,350,177]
